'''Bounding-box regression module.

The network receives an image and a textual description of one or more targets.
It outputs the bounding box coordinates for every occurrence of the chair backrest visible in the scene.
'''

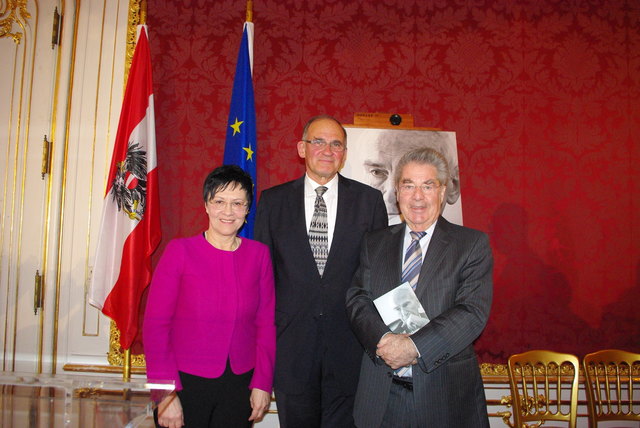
[583,349,640,428]
[507,350,579,428]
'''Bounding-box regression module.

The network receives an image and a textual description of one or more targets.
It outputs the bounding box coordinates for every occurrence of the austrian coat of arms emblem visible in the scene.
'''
[110,141,147,221]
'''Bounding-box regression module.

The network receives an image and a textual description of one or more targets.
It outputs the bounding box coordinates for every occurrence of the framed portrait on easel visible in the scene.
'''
[341,113,463,226]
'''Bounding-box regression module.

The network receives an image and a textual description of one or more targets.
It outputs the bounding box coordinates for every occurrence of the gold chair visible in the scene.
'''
[583,349,640,427]
[507,350,579,428]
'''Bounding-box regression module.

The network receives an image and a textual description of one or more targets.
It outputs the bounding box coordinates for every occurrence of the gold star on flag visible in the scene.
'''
[243,144,254,161]
[230,117,244,136]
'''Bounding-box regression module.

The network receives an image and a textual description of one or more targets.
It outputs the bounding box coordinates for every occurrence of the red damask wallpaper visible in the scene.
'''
[144,0,639,362]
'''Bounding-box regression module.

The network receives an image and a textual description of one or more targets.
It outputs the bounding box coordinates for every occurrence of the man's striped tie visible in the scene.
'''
[395,230,426,377]
[402,231,426,289]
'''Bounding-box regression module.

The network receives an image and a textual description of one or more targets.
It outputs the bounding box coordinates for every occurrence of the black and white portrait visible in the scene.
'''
[341,127,463,226]
[373,283,429,335]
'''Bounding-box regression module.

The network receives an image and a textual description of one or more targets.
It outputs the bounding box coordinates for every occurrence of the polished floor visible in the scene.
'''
[0,384,155,427]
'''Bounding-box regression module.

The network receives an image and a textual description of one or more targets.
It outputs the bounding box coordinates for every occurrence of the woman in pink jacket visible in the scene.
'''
[144,165,275,428]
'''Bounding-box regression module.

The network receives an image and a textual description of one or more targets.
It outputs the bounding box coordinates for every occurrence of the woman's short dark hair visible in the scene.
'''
[203,165,254,208]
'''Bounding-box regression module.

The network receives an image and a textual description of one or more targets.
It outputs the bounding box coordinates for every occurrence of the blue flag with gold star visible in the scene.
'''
[224,22,257,238]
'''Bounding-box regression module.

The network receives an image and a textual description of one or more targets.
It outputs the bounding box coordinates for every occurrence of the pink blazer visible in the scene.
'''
[143,234,275,392]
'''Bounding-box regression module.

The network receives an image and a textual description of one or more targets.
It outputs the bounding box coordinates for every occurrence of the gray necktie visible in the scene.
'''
[396,231,426,378]
[308,186,329,276]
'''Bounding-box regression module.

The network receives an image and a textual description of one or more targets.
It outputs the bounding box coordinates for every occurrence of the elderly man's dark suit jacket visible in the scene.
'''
[346,218,493,427]
[255,174,387,395]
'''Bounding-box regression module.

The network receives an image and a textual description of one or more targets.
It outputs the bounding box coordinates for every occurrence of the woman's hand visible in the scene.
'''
[248,388,271,422]
[157,392,184,428]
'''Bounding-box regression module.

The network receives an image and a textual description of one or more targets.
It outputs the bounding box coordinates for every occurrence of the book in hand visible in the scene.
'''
[373,282,430,334]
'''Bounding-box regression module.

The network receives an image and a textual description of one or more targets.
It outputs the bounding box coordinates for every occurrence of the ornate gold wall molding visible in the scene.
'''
[124,0,142,78]
[0,0,31,44]
[107,321,145,367]
[480,362,509,378]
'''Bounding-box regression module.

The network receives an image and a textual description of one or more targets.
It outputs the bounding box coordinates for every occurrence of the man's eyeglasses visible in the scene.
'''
[208,199,249,212]
[302,138,346,152]
[398,182,442,195]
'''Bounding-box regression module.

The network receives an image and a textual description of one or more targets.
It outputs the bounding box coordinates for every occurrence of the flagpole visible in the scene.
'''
[246,0,253,22]
[140,0,147,25]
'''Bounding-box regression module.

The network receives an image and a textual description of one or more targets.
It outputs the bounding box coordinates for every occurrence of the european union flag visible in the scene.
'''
[224,23,257,238]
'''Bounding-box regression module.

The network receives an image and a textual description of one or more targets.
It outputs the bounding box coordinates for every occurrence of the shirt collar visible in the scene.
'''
[305,173,339,195]
[404,219,437,240]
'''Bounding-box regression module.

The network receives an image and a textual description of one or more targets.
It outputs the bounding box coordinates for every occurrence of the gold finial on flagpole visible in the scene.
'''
[246,0,253,23]
[140,0,147,25]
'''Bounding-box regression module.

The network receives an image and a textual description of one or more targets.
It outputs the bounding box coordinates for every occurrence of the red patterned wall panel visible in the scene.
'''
[145,0,640,362]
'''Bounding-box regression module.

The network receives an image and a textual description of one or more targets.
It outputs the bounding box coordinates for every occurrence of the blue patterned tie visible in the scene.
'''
[308,186,329,276]
[395,230,426,377]
[402,231,427,289]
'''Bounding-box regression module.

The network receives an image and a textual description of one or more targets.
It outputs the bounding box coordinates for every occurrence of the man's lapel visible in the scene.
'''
[323,175,352,273]
[387,224,405,286]
[415,217,450,301]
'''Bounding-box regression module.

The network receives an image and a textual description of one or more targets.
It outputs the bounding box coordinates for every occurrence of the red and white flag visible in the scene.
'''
[89,26,161,350]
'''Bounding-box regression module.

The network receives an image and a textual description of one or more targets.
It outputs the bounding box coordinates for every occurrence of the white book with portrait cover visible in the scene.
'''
[373,282,430,334]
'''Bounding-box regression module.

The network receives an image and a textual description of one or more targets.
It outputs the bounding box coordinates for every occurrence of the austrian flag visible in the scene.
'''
[89,26,161,350]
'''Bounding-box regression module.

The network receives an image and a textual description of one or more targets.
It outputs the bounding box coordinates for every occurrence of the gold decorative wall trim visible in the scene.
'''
[124,0,142,80]
[107,320,146,367]
[2,0,38,373]
[0,0,31,44]
[52,0,81,374]
[480,362,509,379]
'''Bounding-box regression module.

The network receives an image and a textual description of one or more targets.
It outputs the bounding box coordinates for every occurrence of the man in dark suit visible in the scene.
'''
[255,115,388,427]
[346,147,493,427]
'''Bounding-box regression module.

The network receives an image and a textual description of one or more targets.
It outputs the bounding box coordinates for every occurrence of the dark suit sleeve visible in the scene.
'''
[345,233,390,364]
[254,190,272,251]
[371,190,388,231]
[411,232,493,373]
